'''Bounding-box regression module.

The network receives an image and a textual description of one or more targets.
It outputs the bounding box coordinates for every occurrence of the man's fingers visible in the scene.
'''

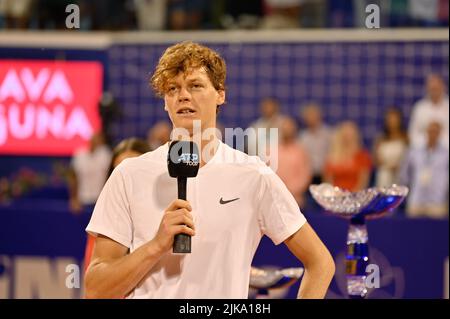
[165,208,193,220]
[167,214,195,230]
[172,225,195,237]
[165,199,192,213]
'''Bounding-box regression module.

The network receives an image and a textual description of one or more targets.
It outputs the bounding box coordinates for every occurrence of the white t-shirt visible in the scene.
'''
[299,125,332,175]
[408,96,449,149]
[72,145,112,205]
[86,140,306,299]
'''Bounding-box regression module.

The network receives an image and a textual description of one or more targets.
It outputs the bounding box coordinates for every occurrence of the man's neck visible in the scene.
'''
[309,123,322,133]
[388,130,403,139]
[200,137,219,168]
[265,114,279,122]
[189,130,220,168]
[430,95,445,105]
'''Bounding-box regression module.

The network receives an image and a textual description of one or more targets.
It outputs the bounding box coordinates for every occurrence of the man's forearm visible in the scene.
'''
[84,241,164,298]
[297,261,335,299]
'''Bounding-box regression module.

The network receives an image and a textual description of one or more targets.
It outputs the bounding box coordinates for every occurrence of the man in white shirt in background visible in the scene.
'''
[409,74,449,149]
[247,97,287,157]
[68,132,112,213]
[400,121,449,219]
[298,103,332,185]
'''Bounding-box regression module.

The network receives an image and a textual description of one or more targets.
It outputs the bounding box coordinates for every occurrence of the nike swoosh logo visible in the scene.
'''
[219,197,240,205]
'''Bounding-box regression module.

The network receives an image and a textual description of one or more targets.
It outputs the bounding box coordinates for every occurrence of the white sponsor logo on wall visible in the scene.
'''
[0,255,83,299]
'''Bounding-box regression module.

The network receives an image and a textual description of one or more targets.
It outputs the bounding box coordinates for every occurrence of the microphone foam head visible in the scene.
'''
[167,141,200,178]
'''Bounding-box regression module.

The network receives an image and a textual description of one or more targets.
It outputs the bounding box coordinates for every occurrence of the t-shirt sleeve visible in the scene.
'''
[257,166,307,246]
[85,166,133,248]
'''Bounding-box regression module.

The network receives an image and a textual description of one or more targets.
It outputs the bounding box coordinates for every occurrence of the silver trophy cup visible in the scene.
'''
[309,183,408,298]
[249,266,304,297]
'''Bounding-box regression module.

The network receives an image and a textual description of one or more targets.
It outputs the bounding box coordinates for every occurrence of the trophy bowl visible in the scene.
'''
[309,183,409,220]
[249,266,304,290]
[309,183,408,298]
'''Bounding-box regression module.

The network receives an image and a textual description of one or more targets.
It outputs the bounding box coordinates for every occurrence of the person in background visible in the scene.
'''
[261,0,303,29]
[0,0,34,29]
[90,0,133,30]
[373,107,408,187]
[408,0,447,26]
[84,137,150,271]
[247,97,287,156]
[146,120,172,150]
[35,0,76,29]
[134,0,167,30]
[167,0,209,30]
[107,137,152,176]
[409,74,449,149]
[323,121,372,192]
[276,117,312,208]
[399,121,449,219]
[299,0,326,28]
[249,97,286,132]
[222,0,263,29]
[68,132,112,214]
[298,103,331,185]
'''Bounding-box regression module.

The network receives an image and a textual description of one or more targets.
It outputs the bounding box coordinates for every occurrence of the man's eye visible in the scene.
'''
[192,84,203,88]
[168,86,177,92]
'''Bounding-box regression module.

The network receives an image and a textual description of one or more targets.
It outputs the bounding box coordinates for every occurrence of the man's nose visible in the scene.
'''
[178,86,191,102]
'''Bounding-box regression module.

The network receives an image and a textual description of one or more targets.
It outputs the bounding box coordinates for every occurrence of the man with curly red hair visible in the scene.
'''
[84,42,335,299]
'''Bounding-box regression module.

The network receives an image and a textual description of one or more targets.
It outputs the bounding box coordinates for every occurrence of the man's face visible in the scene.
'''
[427,76,445,103]
[164,67,225,134]
[280,118,298,141]
[303,107,321,128]
[261,99,278,119]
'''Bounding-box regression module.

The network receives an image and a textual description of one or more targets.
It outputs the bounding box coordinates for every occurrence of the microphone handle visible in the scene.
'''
[173,177,191,253]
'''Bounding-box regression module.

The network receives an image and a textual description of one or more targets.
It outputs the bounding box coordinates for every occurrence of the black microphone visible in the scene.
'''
[167,140,200,253]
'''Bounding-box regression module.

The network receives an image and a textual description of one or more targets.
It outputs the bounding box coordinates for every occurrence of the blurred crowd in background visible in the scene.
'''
[62,73,448,220]
[0,0,448,222]
[0,0,449,31]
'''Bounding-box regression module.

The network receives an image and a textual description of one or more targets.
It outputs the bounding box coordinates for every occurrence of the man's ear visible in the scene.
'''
[217,90,225,106]
[163,97,168,111]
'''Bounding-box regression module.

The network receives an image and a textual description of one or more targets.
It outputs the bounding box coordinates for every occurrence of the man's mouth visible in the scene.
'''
[177,107,196,115]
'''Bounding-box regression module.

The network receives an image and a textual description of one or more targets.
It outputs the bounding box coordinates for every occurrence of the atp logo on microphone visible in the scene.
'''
[168,141,200,178]
[179,153,199,166]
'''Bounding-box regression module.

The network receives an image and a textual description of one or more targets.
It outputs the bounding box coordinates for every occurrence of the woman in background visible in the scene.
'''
[373,108,408,187]
[84,137,150,271]
[323,121,372,192]
[275,116,312,208]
